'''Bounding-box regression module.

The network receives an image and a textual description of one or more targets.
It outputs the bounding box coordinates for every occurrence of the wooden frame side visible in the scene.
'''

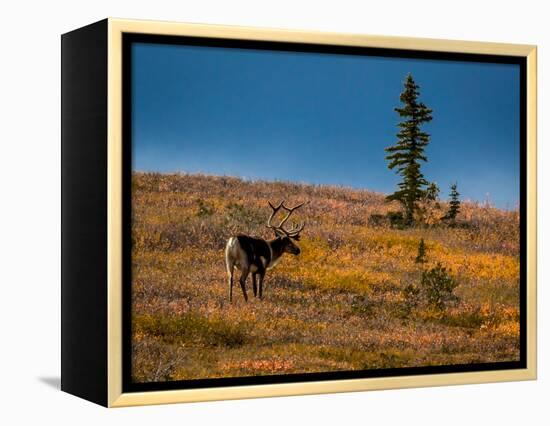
[526,47,537,380]
[106,18,537,407]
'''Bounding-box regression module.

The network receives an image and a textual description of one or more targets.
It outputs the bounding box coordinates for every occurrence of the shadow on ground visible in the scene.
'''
[38,376,60,390]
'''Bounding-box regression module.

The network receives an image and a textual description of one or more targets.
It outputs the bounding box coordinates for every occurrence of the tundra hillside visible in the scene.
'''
[131,172,520,382]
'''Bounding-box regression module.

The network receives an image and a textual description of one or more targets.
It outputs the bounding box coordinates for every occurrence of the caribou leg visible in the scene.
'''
[239,267,249,302]
[227,265,234,302]
[252,274,258,298]
[258,272,265,300]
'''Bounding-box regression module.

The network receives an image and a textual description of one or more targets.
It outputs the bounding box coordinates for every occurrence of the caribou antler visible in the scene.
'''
[267,200,306,239]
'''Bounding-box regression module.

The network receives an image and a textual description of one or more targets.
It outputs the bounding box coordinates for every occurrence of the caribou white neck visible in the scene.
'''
[266,251,282,270]
[266,237,285,270]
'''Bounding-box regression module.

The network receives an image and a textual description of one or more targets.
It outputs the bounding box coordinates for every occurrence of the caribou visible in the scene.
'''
[225,200,305,302]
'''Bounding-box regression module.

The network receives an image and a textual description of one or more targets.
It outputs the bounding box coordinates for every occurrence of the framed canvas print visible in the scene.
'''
[61,18,537,407]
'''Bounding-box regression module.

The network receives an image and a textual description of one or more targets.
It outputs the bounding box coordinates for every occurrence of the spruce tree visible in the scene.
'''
[445,183,461,220]
[385,74,433,225]
[425,182,440,202]
[415,238,427,264]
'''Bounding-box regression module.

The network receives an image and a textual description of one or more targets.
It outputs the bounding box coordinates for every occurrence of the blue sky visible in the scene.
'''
[131,43,520,209]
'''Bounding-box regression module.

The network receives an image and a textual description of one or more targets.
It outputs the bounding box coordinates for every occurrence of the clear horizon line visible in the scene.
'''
[132,169,519,211]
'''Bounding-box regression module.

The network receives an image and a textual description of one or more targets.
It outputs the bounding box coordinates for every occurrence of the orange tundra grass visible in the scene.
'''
[131,172,520,382]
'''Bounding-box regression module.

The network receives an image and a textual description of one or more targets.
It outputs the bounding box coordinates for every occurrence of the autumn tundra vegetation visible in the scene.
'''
[131,74,520,382]
[131,172,520,381]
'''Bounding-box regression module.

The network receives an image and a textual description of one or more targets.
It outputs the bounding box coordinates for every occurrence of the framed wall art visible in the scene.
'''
[61,18,537,407]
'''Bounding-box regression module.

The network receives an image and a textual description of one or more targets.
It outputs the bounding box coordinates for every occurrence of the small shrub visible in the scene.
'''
[387,211,406,229]
[415,238,427,264]
[350,295,375,316]
[415,201,444,227]
[398,283,421,318]
[196,198,214,217]
[134,314,247,348]
[440,307,485,329]
[224,202,264,229]
[368,213,388,228]
[420,263,459,311]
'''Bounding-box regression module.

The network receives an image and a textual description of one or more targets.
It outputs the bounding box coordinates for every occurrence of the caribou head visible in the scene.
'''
[266,200,305,255]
